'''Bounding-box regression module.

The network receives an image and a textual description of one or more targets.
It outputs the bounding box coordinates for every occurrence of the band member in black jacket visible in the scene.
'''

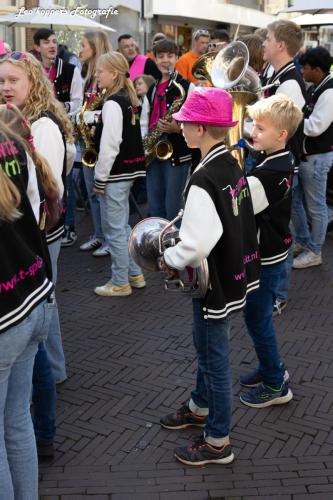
[292,47,333,269]
[240,95,303,408]
[145,39,196,221]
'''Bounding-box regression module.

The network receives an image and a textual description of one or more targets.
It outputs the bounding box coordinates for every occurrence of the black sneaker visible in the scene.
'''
[174,434,234,466]
[160,402,207,430]
[240,382,293,408]
[273,299,287,317]
[61,226,78,247]
[240,367,290,388]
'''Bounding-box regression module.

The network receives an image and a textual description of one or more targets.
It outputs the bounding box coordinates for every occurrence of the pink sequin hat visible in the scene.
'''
[173,87,238,127]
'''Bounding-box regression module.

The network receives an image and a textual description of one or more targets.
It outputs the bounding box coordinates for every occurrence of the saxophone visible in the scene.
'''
[143,72,186,166]
[78,89,106,168]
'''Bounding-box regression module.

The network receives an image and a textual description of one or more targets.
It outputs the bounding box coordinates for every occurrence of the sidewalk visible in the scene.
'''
[39,213,333,499]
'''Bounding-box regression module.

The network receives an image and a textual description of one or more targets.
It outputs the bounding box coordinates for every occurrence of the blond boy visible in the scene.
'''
[239,94,303,407]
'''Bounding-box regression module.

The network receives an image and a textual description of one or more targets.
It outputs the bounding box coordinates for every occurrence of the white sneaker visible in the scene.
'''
[94,281,132,297]
[80,237,102,251]
[61,227,77,247]
[93,244,111,257]
[293,250,322,269]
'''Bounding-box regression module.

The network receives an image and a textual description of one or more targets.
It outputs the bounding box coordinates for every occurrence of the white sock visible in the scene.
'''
[205,434,229,447]
[189,398,209,416]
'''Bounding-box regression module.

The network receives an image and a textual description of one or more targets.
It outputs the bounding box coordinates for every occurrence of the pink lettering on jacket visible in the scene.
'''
[0,140,19,159]
[123,155,145,164]
[0,256,44,294]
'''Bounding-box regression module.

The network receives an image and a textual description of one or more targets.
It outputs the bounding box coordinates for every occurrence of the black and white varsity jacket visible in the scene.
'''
[94,91,146,188]
[146,72,196,167]
[267,61,306,167]
[303,74,333,156]
[36,111,67,244]
[164,143,260,321]
[0,134,53,333]
[247,149,295,266]
[53,57,83,113]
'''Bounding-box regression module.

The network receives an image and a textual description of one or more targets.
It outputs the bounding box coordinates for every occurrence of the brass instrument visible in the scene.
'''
[78,89,106,168]
[211,42,257,167]
[191,50,218,84]
[128,210,210,298]
[143,73,186,166]
[191,41,280,167]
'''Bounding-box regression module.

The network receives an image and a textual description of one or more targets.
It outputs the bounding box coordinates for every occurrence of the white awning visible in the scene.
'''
[152,0,276,29]
[280,0,333,13]
[292,13,333,25]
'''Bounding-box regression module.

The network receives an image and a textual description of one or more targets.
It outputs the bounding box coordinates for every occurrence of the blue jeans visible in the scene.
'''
[244,262,285,387]
[190,299,232,439]
[292,152,333,254]
[0,300,51,500]
[99,180,142,285]
[146,158,190,221]
[276,173,299,302]
[45,239,67,382]
[32,342,56,445]
[64,169,76,229]
[276,249,293,302]
[83,165,104,241]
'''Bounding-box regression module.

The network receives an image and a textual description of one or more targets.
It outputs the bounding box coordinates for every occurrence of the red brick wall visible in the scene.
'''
[25,0,38,51]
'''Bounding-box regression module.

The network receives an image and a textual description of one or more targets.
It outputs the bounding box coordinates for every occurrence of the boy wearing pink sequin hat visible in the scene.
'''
[159,87,261,466]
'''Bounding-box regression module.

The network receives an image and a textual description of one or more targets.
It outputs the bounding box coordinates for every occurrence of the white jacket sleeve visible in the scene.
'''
[26,154,40,224]
[164,185,223,270]
[140,95,150,139]
[67,67,83,114]
[94,100,123,189]
[277,81,305,109]
[31,117,65,198]
[304,88,333,137]
[247,176,269,214]
[66,142,76,175]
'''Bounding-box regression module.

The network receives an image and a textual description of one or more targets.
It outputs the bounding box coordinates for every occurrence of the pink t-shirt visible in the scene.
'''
[43,66,57,96]
[149,80,169,131]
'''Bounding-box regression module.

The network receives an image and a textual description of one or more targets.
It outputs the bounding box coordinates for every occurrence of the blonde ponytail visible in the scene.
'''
[0,169,21,222]
[0,104,61,228]
[97,52,140,107]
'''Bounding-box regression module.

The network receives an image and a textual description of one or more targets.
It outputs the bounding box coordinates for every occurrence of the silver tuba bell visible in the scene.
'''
[128,211,210,298]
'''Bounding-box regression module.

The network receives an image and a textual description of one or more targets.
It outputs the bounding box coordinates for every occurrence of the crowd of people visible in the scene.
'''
[0,16,333,496]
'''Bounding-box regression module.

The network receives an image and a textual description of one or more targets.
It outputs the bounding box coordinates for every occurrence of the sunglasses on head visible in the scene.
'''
[7,51,28,61]
[193,30,210,39]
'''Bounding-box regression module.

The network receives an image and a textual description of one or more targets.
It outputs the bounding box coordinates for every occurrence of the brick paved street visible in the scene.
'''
[39,210,333,500]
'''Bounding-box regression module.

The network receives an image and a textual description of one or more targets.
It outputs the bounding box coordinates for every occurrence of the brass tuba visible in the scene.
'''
[210,41,258,167]
[191,50,218,85]
[128,211,210,298]
[143,73,186,166]
[191,41,280,167]
[78,89,106,168]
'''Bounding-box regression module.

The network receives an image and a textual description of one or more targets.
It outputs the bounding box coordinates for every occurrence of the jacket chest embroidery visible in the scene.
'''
[221,176,249,216]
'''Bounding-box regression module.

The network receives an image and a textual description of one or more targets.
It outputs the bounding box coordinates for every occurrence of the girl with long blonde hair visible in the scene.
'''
[80,31,112,92]
[78,31,112,255]
[0,102,61,229]
[0,118,54,499]
[0,51,75,384]
[93,51,146,297]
